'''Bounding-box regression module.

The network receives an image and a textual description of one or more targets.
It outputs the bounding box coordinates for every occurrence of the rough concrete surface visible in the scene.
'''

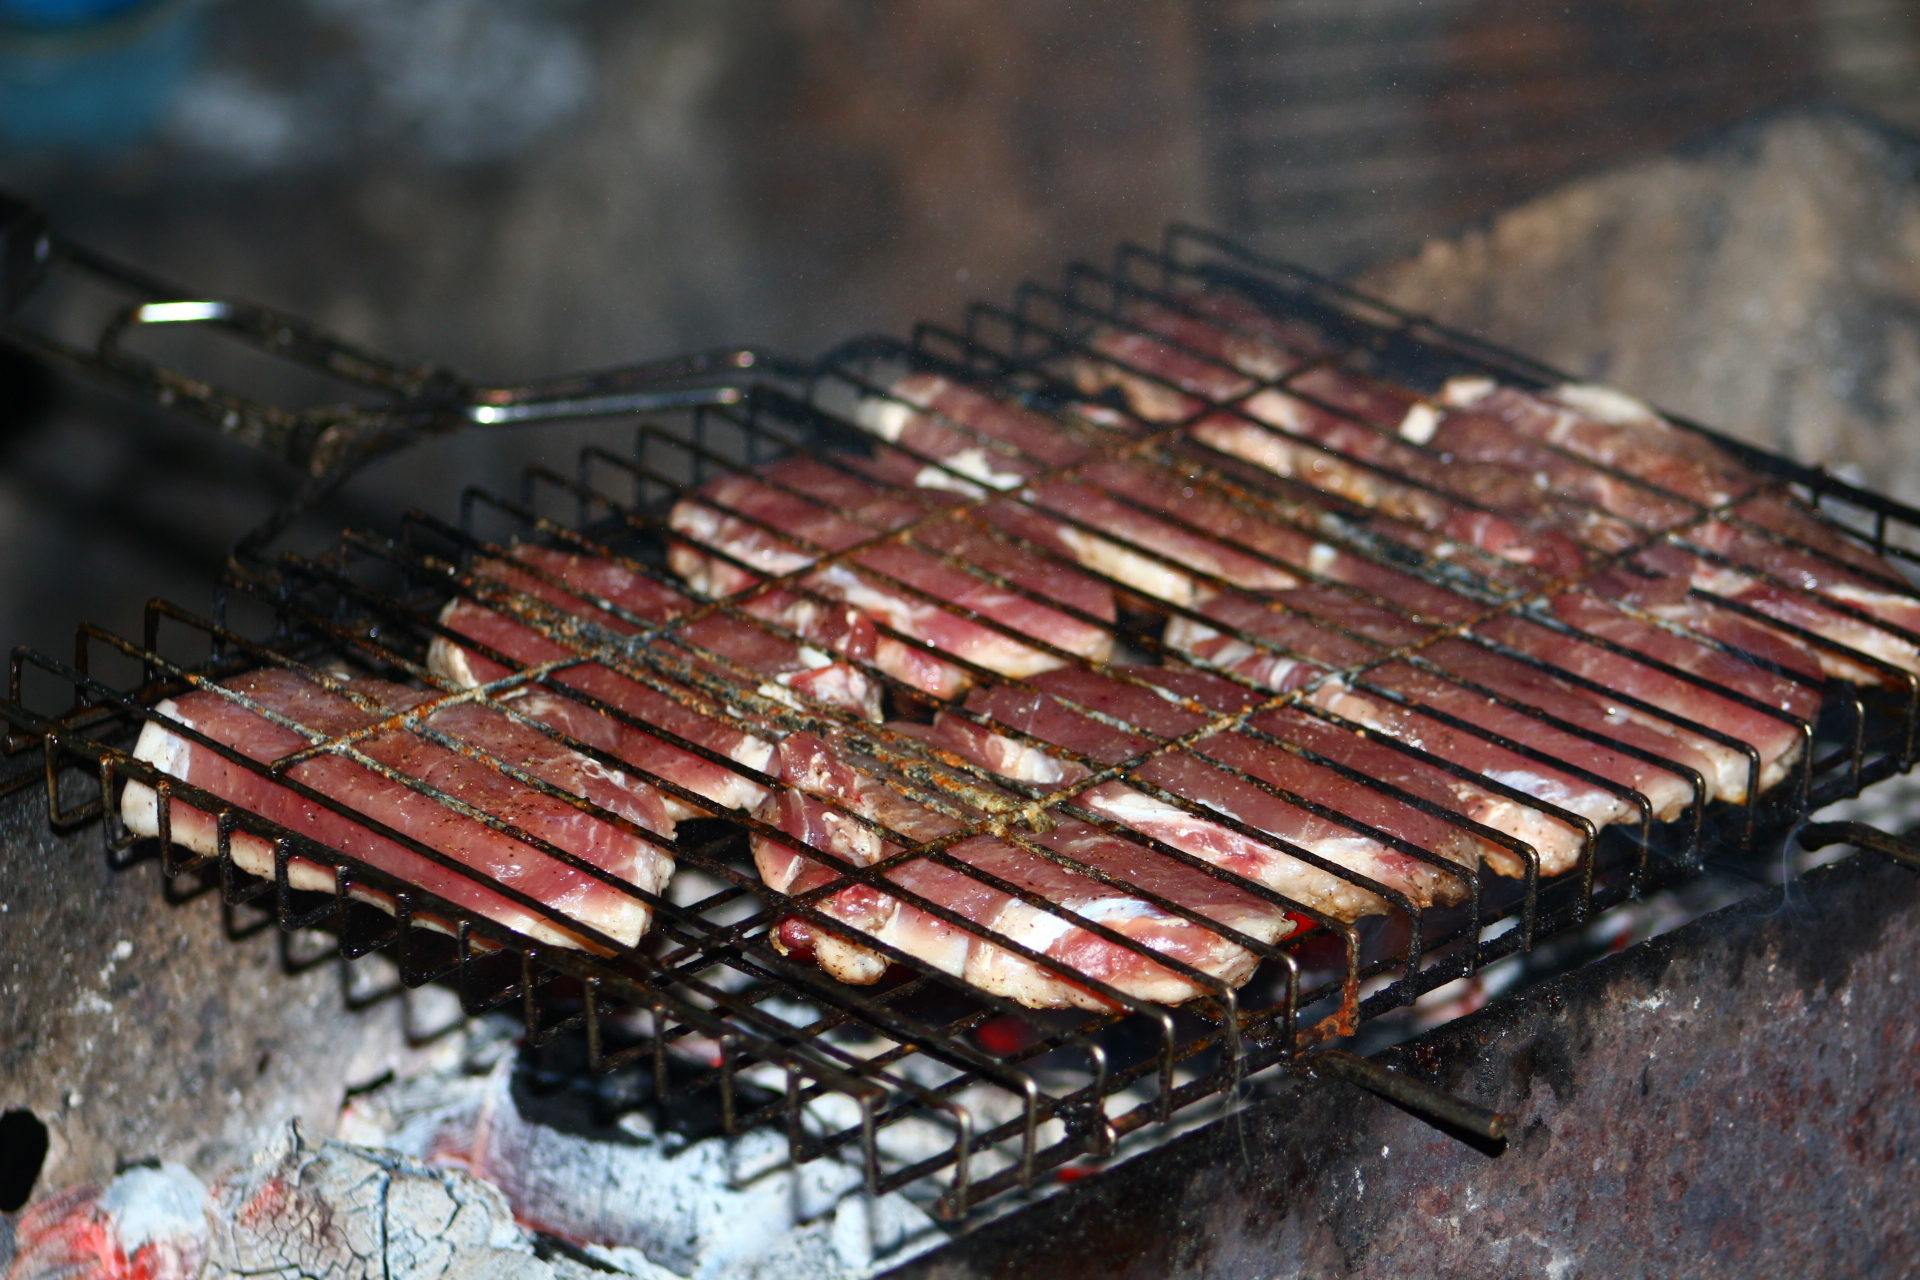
[1360,104,1920,508]
[886,854,1920,1279]
[0,780,459,1195]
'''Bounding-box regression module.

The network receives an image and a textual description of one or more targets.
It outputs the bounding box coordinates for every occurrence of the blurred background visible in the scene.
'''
[3,0,1920,659]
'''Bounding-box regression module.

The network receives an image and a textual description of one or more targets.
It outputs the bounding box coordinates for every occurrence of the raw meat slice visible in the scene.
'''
[1418,385,1701,532]
[1075,331,1256,423]
[1681,519,1920,671]
[1165,588,1709,823]
[855,371,1094,472]
[753,733,1298,1008]
[1008,464,1303,606]
[924,670,1477,917]
[433,544,882,720]
[1638,542,1920,680]
[667,455,1115,694]
[1180,585,1762,810]
[120,668,674,950]
[1444,378,1758,509]
[1184,361,1920,681]
[1090,663,1594,880]
[934,665,1579,879]
[1512,594,1820,749]
[430,546,887,815]
[858,369,1573,622]
[1126,291,1336,371]
[855,380,1305,606]
[1435,378,1920,673]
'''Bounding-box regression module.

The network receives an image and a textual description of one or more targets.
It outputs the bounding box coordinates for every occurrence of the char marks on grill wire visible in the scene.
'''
[8,228,1920,1220]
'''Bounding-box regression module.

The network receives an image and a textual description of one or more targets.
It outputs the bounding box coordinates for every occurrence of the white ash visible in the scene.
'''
[98,1165,208,1260]
[339,1050,942,1280]
[204,1124,599,1280]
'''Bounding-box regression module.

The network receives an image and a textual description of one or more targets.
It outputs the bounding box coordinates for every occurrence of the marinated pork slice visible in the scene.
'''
[1244,442,1894,684]
[1173,584,1795,811]
[1125,293,1334,375]
[429,546,889,816]
[753,733,1298,1009]
[1165,590,1708,823]
[120,668,674,950]
[986,483,1799,864]
[1184,373,1920,681]
[1443,378,1759,510]
[1068,663,1594,880]
[1432,379,1920,674]
[922,670,1476,917]
[856,374,1339,608]
[667,455,1115,696]
[1351,373,1920,677]
[1074,326,1261,423]
[854,371,1094,473]
[1112,290,1920,676]
[850,377,1197,605]
[437,543,882,717]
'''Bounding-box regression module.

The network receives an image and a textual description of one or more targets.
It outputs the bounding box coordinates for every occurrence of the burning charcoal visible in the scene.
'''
[3,1163,207,1280]
[4,1127,606,1280]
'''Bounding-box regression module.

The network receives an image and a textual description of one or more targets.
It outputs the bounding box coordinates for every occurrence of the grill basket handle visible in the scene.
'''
[0,189,790,482]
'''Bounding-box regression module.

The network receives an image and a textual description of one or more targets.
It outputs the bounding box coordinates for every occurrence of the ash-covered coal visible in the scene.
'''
[337,1023,942,1280]
[4,1019,941,1280]
[2,1124,601,1280]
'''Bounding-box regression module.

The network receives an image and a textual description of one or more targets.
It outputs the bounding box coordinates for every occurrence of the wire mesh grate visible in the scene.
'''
[6,228,1920,1218]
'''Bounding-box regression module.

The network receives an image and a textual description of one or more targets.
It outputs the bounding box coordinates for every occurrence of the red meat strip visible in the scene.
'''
[120,668,674,950]
[430,545,890,815]
[1432,381,1920,675]
[1164,589,1699,826]
[934,665,1579,879]
[853,376,1314,606]
[921,670,1476,917]
[1097,663,1594,879]
[667,455,1115,696]
[753,733,1297,1009]
[1179,365,1920,681]
[1180,585,1781,810]
[853,371,1095,472]
[1081,292,1891,725]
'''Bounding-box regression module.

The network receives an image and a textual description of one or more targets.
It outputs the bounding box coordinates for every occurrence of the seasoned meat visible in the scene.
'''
[667,455,1116,697]
[922,668,1479,912]
[752,733,1298,1009]
[121,668,673,950]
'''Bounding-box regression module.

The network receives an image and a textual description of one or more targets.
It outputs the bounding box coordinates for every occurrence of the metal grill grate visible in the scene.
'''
[6,224,1920,1220]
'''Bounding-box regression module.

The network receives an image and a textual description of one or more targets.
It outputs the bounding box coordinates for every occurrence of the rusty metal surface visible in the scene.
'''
[886,850,1920,1278]
[0,778,455,1193]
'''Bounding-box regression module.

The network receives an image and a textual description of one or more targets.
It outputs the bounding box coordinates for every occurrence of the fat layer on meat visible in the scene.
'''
[922,671,1477,917]
[1102,294,1920,680]
[752,733,1300,1009]
[667,455,1115,696]
[120,668,673,950]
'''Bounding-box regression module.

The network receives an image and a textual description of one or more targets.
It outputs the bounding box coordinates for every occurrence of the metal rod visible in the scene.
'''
[1309,1049,1511,1143]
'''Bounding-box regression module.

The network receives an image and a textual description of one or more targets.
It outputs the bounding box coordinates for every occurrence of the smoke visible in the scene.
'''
[168,0,592,170]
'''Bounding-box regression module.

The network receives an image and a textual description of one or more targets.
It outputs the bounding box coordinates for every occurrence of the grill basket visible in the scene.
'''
[5,214,1919,1221]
